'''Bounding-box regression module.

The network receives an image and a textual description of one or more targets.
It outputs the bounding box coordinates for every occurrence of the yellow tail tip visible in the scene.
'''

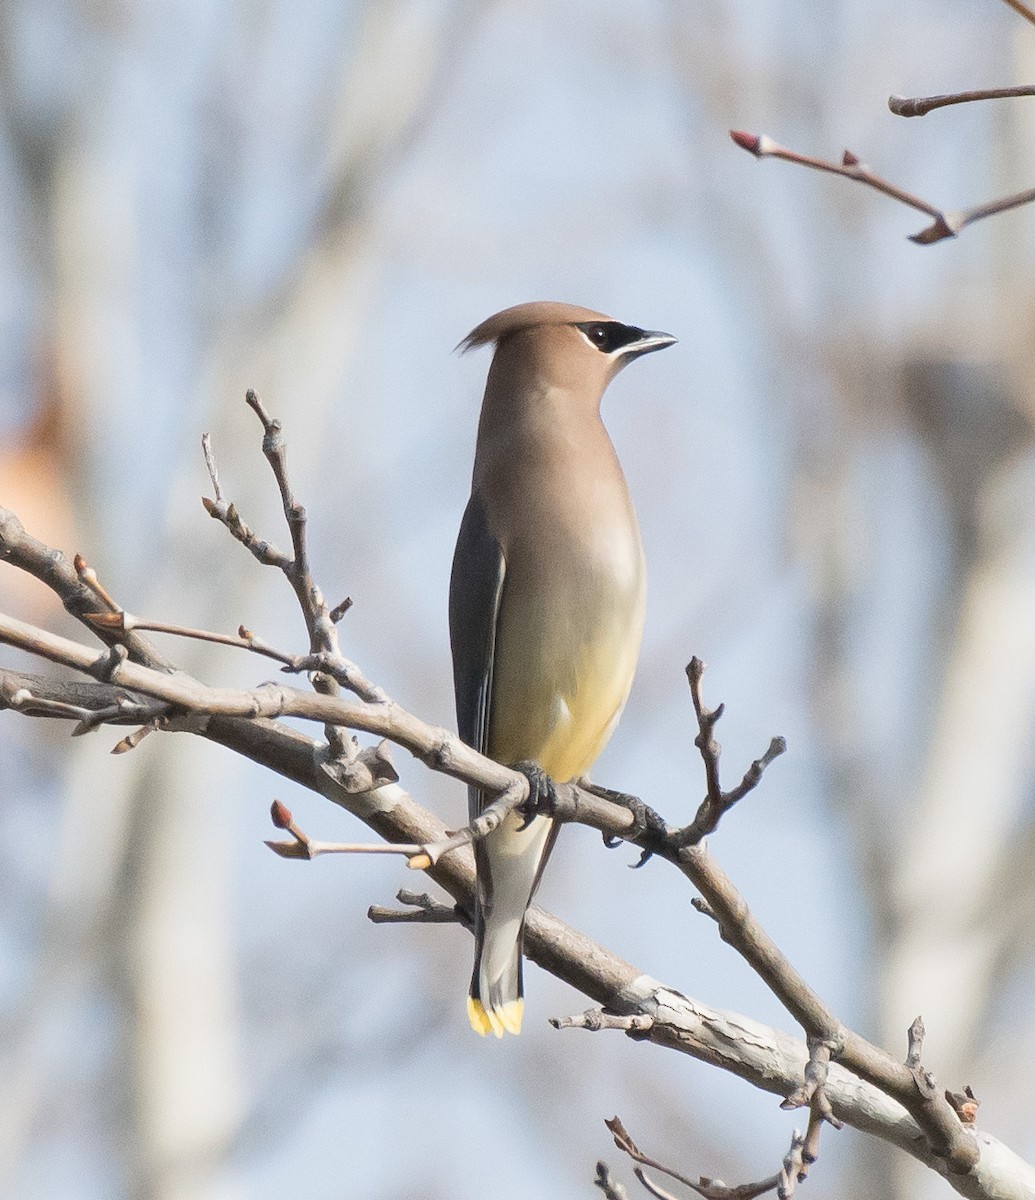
[467,996,523,1037]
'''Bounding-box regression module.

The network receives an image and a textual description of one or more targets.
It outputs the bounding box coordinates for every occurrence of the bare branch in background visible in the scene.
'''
[731,3,1035,244]
[998,0,1035,29]
[889,85,1035,118]
[595,1161,631,1200]
[605,1115,800,1200]
[730,131,1035,244]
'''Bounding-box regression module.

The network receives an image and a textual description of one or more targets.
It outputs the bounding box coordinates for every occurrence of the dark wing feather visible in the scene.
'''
[448,492,505,821]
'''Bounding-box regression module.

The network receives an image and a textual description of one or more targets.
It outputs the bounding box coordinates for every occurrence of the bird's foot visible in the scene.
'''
[509,761,559,831]
[582,782,668,867]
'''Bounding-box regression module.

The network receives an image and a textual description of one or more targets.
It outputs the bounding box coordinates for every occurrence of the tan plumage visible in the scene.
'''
[449,301,675,1036]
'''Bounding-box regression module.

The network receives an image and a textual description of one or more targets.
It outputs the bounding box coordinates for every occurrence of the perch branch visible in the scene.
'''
[0,645,1023,1191]
[0,603,981,1174]
[0,388,1000,1189]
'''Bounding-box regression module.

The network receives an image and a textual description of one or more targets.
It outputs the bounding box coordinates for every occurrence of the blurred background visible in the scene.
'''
[3,0,1035,1197]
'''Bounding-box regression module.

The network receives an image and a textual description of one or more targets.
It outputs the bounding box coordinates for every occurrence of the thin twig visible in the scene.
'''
[675,657,785,846]
[263,781,528,870]
[267,839,423,860]
[780,1035,842,1184]
[730,130,1035,245]
[246,390,309,575]
[906,1016,925,1069]
[266,798,428,864]
[86,612,303,669]
[0,509,158,665]
[782,1036,840,1122]
[730,131,942,216]
[368,890,461,924]
[801,1109,824,1177]
[86,610,383,703]
[633,1169,683,1200]
[999,0,1035,28]
[0,669,175,750]
[889,85,1035,118]
[776,1131,809,1199]
[201,434,291,571]
[202,396,383,768]
[3,683,124,730]
[606,1116,781,1200]
[550,1010,654,1034]
[112,721,163,754]
[595,1162,630,1200]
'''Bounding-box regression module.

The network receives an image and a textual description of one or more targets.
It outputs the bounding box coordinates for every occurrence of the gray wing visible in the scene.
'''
[448,492,505,820]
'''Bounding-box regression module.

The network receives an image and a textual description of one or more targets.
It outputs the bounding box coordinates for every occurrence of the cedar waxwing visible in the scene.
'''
[449,301,676,1037]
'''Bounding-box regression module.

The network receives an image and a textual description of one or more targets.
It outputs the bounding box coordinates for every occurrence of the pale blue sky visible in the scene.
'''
[4,1,1035,1197]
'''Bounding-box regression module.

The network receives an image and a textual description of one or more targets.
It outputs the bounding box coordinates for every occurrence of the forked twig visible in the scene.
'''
[605,1115,802,1200]
[202,392,384,763]
[730,130,1035,245]
[675,657,785,845]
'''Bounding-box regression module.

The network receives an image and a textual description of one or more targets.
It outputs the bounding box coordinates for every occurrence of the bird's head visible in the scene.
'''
[459,301,676,404]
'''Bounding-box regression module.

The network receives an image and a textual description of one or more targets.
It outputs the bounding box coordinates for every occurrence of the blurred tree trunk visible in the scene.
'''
[0,1,478,1194]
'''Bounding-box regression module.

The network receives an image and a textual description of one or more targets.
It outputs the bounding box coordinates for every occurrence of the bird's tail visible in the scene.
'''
[467,923,524,1037]
[467,811,555,1037]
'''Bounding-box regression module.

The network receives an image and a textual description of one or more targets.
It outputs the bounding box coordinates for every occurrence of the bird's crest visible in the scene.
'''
[456,301,614,353]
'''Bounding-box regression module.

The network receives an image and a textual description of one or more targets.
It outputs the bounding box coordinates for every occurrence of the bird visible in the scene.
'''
[449,301,676,1037]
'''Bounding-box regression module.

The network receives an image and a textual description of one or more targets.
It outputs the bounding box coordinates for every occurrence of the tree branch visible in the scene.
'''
[0,602,991,1178]
[730,131,1035,245]
[0,385,1023,1195]
[889,85,1035,118]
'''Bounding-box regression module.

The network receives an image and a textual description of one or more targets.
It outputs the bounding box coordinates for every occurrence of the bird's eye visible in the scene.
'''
[574,320,639,354]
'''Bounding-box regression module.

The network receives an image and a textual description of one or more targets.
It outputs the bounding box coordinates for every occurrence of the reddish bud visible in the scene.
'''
[730,129,762,156]
[270,800,293,829]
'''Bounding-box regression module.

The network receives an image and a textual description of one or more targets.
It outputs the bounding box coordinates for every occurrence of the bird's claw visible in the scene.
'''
[626,805,668,867]
[509,761,559,830]
[591,786,668,865]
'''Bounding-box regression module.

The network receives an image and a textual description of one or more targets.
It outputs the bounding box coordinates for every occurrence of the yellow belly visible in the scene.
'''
[488,628,641,782]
